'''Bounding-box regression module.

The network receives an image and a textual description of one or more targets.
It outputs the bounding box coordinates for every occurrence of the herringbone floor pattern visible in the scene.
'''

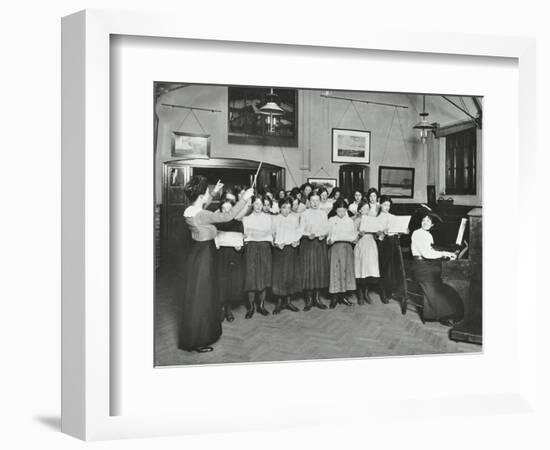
[154,268,480,366]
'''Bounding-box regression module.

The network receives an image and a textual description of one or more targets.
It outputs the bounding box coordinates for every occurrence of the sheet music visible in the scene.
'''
[455,217,467,245]
[244,229,273,243]
[215,231,244,248]
[387,215,410,234]
[359,216,382,233]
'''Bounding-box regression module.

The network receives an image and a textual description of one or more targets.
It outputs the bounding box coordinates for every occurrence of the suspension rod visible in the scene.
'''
[320,94,408,109]
[440,96,478,122]
[161,103,222,113]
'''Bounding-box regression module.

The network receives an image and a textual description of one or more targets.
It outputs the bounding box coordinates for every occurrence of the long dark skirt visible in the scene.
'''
[378,235,406,300]
[244,241,272,291]
[328,242,356,294]
[299,237,329,290]
[217,247,245,305]
[272,245,299,296]
[178,240,222,351]
[410,259,464,321]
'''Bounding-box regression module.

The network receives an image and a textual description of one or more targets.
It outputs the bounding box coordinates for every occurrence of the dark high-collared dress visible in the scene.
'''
[179,198,247,351]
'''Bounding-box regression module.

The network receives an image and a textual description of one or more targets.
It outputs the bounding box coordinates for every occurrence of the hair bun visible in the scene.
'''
[183,175,209,203]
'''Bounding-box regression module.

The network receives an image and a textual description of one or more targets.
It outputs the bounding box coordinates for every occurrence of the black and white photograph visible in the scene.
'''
[378,165,415,198]
[331,127,371,163]
[153,82,483,366]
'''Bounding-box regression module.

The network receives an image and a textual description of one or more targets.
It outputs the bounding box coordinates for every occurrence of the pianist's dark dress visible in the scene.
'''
[410,228,464,321]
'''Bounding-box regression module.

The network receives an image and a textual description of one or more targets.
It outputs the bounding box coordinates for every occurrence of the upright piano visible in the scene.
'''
[443,208,482,344]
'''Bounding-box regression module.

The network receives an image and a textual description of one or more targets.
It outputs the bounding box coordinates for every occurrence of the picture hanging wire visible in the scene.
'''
[380,107,413,166]
[278,147,299,187]
[162,103,222,133]
[310,166,333,179]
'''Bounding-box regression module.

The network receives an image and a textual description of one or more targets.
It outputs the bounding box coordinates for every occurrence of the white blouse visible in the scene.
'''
[271,213,303,246]
[319,199,334,215]
[411,229,443,259]
[243,212,273,242]
[348,201,361,215]
[300,208,329,237]
[328,215,358,243]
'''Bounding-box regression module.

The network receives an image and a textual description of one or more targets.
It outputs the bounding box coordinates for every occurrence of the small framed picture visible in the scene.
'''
[171,131,211,159]
[378,165,415,198]
[331,128,371,164]
[307,177,338,191]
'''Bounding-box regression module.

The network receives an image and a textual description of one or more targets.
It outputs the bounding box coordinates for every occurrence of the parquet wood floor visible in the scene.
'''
[154,268,480,367]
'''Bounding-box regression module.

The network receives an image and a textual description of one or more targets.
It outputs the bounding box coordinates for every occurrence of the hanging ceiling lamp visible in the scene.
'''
[259,88,285,134]
[413,95,436,144]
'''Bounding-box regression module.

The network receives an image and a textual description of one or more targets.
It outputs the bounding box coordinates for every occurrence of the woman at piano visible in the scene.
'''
[410,213,464,326]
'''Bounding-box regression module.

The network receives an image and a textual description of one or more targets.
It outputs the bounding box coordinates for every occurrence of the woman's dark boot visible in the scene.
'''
[339,293,352,306]
[329,294,338,309]
[285,296,299,312]
[273,297,283,315]
[245,292,256,319]
[377,280,389,304]
[224,304,235,322]
[257,289,270,316]
[313,290,327,310]
[303,291,313,311]
[356,280,366,305]
[364,280,373,304]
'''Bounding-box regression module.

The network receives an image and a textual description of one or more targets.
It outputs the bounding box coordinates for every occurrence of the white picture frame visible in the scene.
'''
[61,9,538,441]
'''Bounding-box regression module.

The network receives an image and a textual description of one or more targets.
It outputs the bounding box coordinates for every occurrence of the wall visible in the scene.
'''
[156,85,479,205]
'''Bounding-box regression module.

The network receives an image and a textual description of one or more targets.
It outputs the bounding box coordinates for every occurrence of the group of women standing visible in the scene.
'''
[178,177,464,353]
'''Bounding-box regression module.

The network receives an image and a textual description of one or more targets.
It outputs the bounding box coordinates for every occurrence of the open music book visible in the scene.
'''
[359,216,382,233]
[215,231,244,248]
[387,215,411,234]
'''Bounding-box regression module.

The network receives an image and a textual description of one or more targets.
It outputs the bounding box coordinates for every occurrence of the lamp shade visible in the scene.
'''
[259,101,285,115]
[413,113,436,131]
[259,89,285,116]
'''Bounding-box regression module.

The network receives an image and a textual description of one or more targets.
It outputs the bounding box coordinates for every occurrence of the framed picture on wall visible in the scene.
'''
[171,131,211,159]
[307,177,337,191]
[331,128,371,164]
[61,8,537,442]
[378,165,415,198]
[228,86,298,147]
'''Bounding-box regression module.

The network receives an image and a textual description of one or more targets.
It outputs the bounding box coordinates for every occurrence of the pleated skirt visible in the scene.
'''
[178,240,222,351]
[299,237,329,290]
[410,259,464,321]
[217,246,245,305]
[328,242,357,294]
[244,241,272,291]
[272,245,299,296]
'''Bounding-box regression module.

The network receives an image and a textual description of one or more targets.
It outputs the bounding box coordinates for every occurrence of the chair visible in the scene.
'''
[401,257,426,324]
[402,277,426,324]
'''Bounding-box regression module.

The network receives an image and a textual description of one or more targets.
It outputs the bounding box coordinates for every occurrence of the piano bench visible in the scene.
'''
[404,278,426,324]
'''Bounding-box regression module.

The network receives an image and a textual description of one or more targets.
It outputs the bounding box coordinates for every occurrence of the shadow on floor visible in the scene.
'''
[34,415,61,431]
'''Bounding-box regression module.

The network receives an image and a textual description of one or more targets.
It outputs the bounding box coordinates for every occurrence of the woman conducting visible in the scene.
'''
[410,212,464,325]
[180,176,253,352]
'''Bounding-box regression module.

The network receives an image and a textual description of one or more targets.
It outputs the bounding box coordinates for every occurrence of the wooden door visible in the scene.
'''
[339,164,370,197]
